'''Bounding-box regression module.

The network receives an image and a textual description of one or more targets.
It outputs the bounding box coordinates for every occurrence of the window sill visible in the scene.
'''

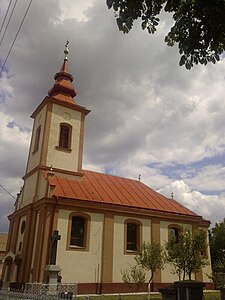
[55,146,72,153]
[67,245,88,252]
[124,250,139,255]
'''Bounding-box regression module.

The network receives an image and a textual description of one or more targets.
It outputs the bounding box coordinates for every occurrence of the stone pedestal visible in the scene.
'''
[44,265,61,285]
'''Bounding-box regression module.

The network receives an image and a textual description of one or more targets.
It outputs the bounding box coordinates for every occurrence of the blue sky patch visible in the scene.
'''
[7,121,15,128]
[7,120,31,133]
[148,151,225,194]
[149,150,225,178]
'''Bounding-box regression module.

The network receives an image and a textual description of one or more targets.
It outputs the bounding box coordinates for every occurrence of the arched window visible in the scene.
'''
[33,125,41,153]
[59,123,72,149]
[125,219,142,253]
[71,216,85,247]
[168,224,182,243]
[67,213,90,251]
[20,220,26,234]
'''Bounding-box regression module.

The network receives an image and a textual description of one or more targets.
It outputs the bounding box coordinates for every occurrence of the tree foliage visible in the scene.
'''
[166,228,208,280]
[121,265,146,291]
[135,242,165,283]
[210,219,225,274]
[106,0,225,69]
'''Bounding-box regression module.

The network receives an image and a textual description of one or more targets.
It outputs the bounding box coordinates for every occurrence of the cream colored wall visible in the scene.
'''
[29,211,40,281]
[19,171,47,209]
[27,107,47,173]
[113,215,151,282]
[16,192,23,210]
[37,173,47,199]
[21,173,38,206]
[15,216,27,255]
[53,171,83,181]
[46,104,82,172]
[160,221,191,282]
[56,209,104,283]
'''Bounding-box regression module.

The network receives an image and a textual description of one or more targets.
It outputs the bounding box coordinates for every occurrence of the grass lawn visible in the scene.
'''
[77,290,221,300]
[203,291,220,300]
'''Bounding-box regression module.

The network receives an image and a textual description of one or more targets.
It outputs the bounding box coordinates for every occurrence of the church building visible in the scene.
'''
[1,44,213,294]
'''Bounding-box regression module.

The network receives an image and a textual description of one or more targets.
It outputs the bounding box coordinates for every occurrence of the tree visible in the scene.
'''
[135,242,165,299]
[166,228,208,280]
[106,0,225,69]
[209,219,225,274]
[121,265,146,292]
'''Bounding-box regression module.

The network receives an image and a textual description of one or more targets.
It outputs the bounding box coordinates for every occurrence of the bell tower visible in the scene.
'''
[19,41,90,207]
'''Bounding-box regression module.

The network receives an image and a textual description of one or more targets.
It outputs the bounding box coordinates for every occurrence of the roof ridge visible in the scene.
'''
[82,169,142,183]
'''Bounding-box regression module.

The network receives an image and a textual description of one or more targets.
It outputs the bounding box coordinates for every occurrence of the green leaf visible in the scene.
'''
[107,0,225,69]
[179,55,186,66]
[215,54,220,61]
[211,56,216,64]
[106,0,113,9]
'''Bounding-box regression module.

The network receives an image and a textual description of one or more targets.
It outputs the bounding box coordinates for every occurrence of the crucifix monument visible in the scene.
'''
[50,230,61,265]
[44,230,62,285]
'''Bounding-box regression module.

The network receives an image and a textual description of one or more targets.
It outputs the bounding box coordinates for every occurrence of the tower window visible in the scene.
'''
[20,221,26,234]
[33,125,41,153]
[59,123,72,149]
[125,220,141,252]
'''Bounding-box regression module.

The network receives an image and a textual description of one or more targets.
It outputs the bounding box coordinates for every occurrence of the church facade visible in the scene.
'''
[1,48,213,294]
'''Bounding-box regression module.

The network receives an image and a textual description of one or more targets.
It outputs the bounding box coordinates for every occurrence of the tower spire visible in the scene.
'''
[48,41,77,102]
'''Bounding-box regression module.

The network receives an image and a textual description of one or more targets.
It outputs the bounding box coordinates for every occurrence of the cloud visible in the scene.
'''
[0,176,23,233]
[159,181,225,227]
[0,111,30,177]
[0,110,29,232]
[182,164,225,193]
[58,0,95,21]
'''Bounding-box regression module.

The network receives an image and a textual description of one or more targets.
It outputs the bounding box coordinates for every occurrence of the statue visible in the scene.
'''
[50,230,61,265]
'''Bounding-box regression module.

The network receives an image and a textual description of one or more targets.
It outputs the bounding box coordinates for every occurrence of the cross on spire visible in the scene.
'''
[64,40,69,60]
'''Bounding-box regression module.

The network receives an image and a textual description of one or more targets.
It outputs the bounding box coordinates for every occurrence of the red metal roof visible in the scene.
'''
[46,169,198,217]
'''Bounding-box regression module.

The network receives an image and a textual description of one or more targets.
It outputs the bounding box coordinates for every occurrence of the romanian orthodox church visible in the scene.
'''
[1,44,213,294]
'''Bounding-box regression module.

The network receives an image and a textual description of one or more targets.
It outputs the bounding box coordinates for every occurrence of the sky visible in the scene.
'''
[0,0,225,232]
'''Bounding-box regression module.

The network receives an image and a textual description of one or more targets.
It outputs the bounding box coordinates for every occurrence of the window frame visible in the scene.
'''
[168,224,182,243]
[124,219,142,254]
[33,125,41,153]
[67,212,90,251]
[56,123,72,151]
